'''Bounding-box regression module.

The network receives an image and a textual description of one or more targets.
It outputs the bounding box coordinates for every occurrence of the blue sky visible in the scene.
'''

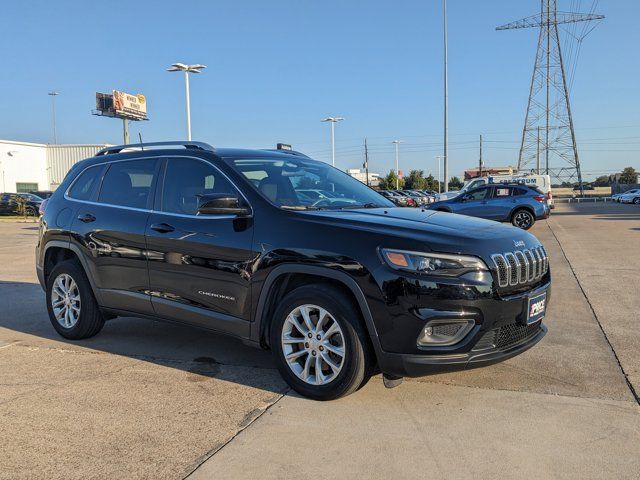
[0,0,638,180]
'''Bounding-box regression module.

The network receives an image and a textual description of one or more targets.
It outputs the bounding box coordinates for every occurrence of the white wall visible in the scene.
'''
[0,140,47,193]
[0,140,109,192]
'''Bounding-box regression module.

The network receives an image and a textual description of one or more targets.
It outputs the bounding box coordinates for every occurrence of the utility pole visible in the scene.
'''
[497,0,603,190]
[48,92,59,144]
[443,0,449,192]
[479,134,483,176]
[363,138,370,187]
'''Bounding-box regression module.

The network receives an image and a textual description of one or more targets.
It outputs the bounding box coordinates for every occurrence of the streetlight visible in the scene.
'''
[392,140,404,189]
[167,63,206,140]
[443,0,449,192]
[48,92,59,144]
[435,155,444,193]
[321,117,344,167]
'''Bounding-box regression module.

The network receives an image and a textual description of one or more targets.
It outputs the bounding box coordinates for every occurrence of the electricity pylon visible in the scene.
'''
[497,0,603,188]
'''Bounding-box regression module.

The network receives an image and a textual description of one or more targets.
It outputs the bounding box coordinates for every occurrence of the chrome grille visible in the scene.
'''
[491,246,549,288]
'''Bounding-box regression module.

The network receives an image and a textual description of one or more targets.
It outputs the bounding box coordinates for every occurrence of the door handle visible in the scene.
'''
[150,223,175,234]
[77,213,96,223]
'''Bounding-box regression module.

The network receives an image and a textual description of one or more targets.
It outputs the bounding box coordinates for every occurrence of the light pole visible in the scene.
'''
[392,140,403,189]
[167,63,206,140]
[48,92,59,144]
[435,155,444,193]
[321,117,344,167]
[443,0,449,192]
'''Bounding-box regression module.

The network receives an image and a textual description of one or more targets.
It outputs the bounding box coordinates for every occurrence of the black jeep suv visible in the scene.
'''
[36,141,550,400]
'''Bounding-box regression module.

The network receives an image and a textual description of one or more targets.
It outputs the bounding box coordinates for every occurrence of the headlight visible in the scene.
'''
[381,249,487,277]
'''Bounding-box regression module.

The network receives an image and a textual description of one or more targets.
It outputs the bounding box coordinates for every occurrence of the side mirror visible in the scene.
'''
[197,194,250,216]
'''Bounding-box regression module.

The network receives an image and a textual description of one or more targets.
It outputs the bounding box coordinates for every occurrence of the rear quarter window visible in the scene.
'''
[67,165,104,201]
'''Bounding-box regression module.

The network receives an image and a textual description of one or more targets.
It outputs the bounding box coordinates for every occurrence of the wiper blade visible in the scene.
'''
[335,203,381,210]
[281,205,321,210]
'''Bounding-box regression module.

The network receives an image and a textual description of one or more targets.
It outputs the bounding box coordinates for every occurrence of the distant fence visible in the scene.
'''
[555,196,613,203]
[611,184,640,195]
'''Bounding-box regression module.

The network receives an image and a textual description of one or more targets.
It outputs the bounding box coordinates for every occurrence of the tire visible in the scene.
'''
[633,197,640,205]
[511,209,535,230]
[270,284,373,400]
[46,260,105,339]
[25,206,36,217]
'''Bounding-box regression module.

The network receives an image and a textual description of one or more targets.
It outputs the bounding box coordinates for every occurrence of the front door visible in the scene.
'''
[145,156,256,337]
[455,186,492,218]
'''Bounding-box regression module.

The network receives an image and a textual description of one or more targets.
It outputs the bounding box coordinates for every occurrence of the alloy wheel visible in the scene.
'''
[281,304,345,386]
[51,273,81,328]
[514,211,533,229]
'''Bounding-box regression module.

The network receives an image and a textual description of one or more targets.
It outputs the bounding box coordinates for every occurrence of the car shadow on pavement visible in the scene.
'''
[0,280,287,395]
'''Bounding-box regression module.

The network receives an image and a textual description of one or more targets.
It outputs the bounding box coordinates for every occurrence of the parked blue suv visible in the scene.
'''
[428,183,550,230]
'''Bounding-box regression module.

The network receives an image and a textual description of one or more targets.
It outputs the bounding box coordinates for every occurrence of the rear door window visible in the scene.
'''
[98,159,158,209]
[495,187,511,197]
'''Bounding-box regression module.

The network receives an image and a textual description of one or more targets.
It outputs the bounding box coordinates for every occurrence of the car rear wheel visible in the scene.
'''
[270,285,373,400]
[46,260,105,339]
[512,209,535,230]
[633,197,640,205]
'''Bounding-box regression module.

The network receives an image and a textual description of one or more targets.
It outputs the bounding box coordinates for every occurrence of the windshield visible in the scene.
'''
[230,157,394,210]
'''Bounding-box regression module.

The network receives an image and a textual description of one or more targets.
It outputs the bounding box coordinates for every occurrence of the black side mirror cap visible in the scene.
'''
[197,194,251,216]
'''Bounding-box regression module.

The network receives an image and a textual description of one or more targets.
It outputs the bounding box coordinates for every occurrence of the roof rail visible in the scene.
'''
[95,141,215,156]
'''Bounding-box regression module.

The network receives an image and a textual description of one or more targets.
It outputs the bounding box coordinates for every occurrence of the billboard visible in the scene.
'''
[112,90,147,120]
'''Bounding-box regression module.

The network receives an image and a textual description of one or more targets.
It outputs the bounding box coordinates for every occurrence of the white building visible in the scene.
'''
[346,168,380,187]
[0,140,108,193]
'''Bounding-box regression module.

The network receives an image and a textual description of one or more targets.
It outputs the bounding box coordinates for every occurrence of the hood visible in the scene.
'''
[298,207,542,259]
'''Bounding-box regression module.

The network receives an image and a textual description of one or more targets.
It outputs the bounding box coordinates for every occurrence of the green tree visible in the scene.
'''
[619,167,638,184]
[380,170,404,190]
[593,175,610,187]
[404,170,427,190]
[448,176,463,191]
[424,174,439,191]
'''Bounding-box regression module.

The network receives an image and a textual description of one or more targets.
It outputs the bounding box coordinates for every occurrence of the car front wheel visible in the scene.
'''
[270,285,373,400]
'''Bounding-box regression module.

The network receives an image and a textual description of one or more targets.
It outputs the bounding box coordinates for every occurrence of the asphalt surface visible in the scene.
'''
[0,202,639,479]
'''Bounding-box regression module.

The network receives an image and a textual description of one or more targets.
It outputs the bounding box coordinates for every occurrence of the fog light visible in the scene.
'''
[417,319,475,347]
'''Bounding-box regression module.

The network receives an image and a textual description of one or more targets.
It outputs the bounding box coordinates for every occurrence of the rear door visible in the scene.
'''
[489,185,515,220]
[70,158,160,314]
[145,156,255,337]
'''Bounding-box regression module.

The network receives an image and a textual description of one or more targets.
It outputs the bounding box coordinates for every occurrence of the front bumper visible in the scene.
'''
[369,265,551,378]
[377,321,546,377]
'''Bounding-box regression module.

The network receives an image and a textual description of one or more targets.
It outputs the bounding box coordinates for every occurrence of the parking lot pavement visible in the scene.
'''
[546,202,640,398]
[1,203,639,479]
[0,222,287,479]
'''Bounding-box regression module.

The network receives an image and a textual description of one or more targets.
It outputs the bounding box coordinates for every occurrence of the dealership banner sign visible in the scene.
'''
[112,90,148,120]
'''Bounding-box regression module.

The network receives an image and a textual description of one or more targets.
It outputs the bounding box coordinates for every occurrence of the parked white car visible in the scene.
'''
[618,189,640,204]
